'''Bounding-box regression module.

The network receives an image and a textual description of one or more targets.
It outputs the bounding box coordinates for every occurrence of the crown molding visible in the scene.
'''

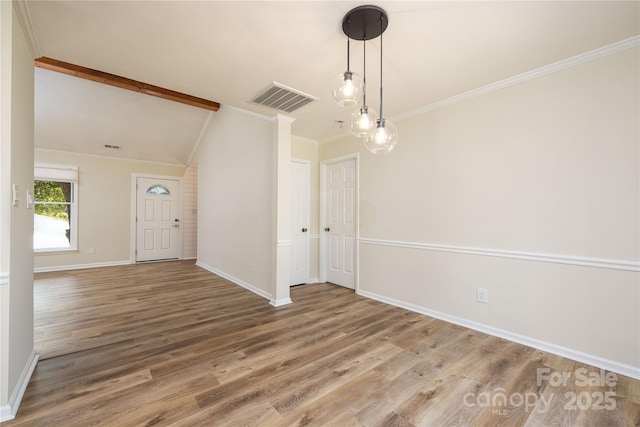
[292,135,319,145]
[13,0,42,58]
[320,37,640,145]
[274,113,296,124]
[320,129,353,145]
[224,104,273,122]
[393,36,640,123]
[35,148,187,168]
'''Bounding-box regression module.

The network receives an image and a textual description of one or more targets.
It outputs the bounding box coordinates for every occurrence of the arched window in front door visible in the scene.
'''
[145,184,171,195]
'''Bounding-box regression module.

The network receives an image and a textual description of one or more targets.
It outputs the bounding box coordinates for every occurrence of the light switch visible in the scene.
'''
[12,184,19,206]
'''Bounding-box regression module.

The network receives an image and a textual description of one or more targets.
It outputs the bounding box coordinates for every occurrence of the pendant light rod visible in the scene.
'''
[363,36,367,105]
[346,37,350,71]
[346,19,351,71]
[378,14,383,119]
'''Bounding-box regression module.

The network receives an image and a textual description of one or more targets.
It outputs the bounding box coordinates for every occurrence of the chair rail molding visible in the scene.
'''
[359,238,640,272]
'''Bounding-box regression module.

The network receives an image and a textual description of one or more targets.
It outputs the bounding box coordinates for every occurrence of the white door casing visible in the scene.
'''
[321,155,358,290]
[290,159,310,285]
[135,177,181,262]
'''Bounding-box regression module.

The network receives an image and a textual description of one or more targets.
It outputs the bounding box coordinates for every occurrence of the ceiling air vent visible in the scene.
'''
[250,82,318,113]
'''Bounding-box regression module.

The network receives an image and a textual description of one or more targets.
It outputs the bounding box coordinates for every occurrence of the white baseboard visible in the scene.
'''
[34,260,131,273]
[196,261,272,302]
[0,406,10,422]
[357,289,640,381]
[270,298,293,307]
[0,350,39,422]
[305,278,320,284]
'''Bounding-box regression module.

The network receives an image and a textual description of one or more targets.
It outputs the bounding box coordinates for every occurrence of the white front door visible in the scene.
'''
[324,158,356,289]
[136,177,180,262]
[290,160,310,285]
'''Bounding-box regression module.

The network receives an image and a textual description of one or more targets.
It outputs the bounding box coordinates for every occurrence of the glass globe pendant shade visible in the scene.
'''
[349,105,377,137]
[332,71,364,107]
[364,119,399,154]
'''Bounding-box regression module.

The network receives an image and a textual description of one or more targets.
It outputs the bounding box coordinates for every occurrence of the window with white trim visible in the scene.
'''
[34,164,78,252]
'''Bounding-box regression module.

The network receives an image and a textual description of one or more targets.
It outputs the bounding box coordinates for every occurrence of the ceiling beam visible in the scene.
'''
[35,57,220,112]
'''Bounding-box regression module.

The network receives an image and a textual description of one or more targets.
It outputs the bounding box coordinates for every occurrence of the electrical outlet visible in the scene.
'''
[477,288,489,304]
[250,263,256,272]
[89,247,96,254]
[26,189,33,209]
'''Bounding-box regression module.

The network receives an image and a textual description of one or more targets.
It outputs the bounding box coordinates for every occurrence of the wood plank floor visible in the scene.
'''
[6,260,640,426]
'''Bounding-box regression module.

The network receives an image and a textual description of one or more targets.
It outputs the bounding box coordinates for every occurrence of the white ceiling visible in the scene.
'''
[26,1,640,165]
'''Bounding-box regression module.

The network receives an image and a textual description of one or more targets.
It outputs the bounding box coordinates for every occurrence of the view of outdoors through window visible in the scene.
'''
[34,180,72,250]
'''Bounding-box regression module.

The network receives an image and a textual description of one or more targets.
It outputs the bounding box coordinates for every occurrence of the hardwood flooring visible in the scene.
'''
[6,260,640,426]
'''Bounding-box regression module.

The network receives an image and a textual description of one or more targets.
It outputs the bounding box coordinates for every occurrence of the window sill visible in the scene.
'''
[35,248,78,255]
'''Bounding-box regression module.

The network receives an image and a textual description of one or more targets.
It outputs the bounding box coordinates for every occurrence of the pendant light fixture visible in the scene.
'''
[335,5,398,153]
[349,36,377,137]
[364,12,398,153]
[332,25,364,106]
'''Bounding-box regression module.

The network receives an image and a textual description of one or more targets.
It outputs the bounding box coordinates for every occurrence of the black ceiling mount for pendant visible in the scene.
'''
[342,5,388,41]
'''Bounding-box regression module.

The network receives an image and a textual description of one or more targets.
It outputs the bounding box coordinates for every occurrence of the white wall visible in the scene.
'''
[33,150,185,271]
[0,1,36,419]
[320,47,639,377]
[194,106,275,298]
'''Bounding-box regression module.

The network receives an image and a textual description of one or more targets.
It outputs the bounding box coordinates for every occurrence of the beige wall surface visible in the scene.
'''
[359,49,639,260]
[321,47,639,372]
[0,1,36,415]
[33,150,185,270]
[194,106,274,296]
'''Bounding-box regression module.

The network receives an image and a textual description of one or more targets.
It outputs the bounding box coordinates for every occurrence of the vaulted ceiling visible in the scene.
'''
[26,1,639,165]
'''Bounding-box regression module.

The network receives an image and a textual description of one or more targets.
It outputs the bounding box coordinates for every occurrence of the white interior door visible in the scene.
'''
[324,158,356,289]
[290,160,310,285]
[136,177,180,262]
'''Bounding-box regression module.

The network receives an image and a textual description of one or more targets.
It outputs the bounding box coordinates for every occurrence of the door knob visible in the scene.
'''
[324,227,330,232]
[301,228,308,232]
